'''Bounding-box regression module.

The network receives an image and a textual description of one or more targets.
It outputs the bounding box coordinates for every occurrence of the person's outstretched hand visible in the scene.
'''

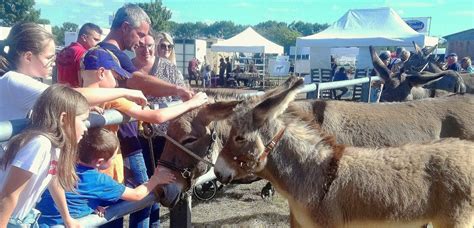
[152,166,176,185]
[176,86,195,101]
[124,89,148,107]
[187,92,208,109]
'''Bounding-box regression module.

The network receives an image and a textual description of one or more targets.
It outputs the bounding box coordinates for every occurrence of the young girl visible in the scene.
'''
[0,84,89,227]
[0,22,147,122]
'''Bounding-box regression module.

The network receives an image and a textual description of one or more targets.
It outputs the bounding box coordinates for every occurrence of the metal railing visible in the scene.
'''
[0,78,381,226]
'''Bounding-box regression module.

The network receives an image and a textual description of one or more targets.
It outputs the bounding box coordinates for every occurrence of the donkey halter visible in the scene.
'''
[140,121,216,179]
[233,128,286,171]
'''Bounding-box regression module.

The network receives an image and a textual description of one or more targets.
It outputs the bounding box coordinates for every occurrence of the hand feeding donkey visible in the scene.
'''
[155,76,474,208]
[214,78,474,228]
[153,82,298,207]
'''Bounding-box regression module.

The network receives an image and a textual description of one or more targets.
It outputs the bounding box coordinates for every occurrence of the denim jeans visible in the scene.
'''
[140,136,166,228]
[124,152,157,228]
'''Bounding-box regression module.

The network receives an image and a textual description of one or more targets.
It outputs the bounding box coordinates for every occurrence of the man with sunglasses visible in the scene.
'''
[94,4,196,228]
[56,23,102,88]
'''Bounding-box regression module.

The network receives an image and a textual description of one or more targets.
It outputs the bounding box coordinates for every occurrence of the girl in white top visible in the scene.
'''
[0,85,89,227]
[0,22,148,122]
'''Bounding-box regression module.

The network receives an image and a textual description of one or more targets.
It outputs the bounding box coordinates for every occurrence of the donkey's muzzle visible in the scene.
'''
[157,183,182,208]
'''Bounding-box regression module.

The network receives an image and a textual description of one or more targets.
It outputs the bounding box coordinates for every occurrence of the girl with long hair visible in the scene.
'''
[0,84,89,227]
[0,22,147,122]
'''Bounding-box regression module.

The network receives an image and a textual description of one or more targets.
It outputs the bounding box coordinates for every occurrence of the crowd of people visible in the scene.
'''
[330,46,473,100]
[0,4,209,228]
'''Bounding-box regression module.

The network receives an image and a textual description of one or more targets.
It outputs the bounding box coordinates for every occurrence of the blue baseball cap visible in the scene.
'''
[81,48,131,79]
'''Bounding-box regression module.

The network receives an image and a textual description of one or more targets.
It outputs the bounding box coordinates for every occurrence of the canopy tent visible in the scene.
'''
[295,7,439,69]
[211,27,283,54]
[211,27,284,87]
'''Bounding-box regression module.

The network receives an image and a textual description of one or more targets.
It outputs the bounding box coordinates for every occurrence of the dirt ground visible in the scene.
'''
[159,180,290,227]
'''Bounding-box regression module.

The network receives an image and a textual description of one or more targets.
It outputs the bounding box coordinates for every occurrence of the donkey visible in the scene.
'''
[155,77,474,208]
[370,45,466,102]
[402,42,473,94]
[214,79,474,228]
[154,79,301,206]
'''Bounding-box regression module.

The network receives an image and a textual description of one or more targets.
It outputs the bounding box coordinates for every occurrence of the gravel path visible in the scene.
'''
[159,180,290,227]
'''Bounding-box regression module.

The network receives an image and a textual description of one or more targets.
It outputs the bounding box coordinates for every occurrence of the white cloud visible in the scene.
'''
[450,10,474,17]
[80,1,104,8]
[392,2,435,8]
[267,7,296,13]
[397,9,404,15]
[36,0,54,5]
[332,5,340,10]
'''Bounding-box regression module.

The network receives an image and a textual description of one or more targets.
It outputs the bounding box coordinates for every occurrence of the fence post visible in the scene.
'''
[170,193,192,228]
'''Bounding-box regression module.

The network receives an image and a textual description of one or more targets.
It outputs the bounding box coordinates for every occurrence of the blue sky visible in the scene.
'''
[35,0,474,37]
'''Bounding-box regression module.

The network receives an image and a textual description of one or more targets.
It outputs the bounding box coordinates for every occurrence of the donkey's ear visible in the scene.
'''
[196,101,242,126]
[412,41,422,56]
[252,79,304,127]
[422,44,437,56]
[369,46,391,82]
[261,75,301,99]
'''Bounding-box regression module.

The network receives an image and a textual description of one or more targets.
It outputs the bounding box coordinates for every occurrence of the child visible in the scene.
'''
[36,128,175,226]
[0,22,148,122]
[0,85,89,227]
[79,47,208,183]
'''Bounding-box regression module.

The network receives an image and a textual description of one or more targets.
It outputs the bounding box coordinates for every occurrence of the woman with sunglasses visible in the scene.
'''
[132,31,187,228]
[0,22,148,122]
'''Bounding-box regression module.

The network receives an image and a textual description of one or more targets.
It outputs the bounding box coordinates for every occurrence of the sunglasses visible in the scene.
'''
[139,43,155,51]
[160,44,174,50]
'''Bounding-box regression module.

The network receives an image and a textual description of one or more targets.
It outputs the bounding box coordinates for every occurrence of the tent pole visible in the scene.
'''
[263,52,265,89]
[294,45,298,77]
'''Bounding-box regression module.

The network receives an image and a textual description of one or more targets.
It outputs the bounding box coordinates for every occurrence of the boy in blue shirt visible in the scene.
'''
[36,128,175,226]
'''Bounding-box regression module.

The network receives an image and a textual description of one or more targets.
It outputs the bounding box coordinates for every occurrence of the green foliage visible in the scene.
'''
[167,19,329,53]
[0,0,49,26]
[289,21,329,36]
[138,0,172,32]
[52,22,78,46]
[254,21,302,53]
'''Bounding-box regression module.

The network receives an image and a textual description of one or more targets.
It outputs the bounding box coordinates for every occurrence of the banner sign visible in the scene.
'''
[403,17,431,35]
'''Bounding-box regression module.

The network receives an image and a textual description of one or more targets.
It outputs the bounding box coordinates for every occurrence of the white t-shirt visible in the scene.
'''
[0,71,48,122]
[0,135,60,220]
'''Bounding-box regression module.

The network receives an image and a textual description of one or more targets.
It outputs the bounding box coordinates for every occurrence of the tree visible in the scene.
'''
[204,21,244,39]
[138,0,172,32]
[0,0,49,26]
[52,22,78,46]
[255,21,302,53]
[289,21,329,36]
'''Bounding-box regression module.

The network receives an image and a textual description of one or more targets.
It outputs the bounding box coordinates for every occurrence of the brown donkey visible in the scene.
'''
[156,78,474,208]
[214,79,474,227]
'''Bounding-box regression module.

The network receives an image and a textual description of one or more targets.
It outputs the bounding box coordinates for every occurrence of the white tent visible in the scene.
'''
[211,27,283,54]
[295,7,439,69]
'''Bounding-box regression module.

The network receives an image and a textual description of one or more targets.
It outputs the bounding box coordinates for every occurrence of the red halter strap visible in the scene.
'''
[258,128,286,162]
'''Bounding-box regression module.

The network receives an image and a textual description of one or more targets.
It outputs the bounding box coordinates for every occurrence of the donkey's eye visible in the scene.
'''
[234,135,245,142]
[181,137,197,145]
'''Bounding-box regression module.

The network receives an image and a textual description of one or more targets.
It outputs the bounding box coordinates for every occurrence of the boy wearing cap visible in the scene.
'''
[36,128,175,226]
[80,47,208,183]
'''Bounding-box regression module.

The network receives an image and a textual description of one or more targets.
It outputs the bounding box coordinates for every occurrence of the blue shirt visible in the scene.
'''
[37,164,126,226]
[98,42,142,157]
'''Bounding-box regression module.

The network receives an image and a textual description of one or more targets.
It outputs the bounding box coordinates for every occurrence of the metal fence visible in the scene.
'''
[0,75,381,226]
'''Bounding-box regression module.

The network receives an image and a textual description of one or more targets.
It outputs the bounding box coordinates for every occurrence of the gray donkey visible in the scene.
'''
[157,76,474,207]
[370,45,466,102]
[214,78,474,228]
